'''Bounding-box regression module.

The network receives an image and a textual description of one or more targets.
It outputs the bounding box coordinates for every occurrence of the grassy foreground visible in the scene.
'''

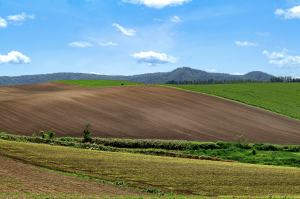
[52,80,144,87]
[164,83,300,121]
[1,140,300,197]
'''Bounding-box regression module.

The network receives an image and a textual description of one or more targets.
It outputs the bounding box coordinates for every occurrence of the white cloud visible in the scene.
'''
[275,6,300,19]
[263,50,300,68]
[0,17,7,28]
[7,12,35,21]
[256,32,270,36]
[262,51,285,59]
[98,42,119,46]
[112,23,136,36]
[90,72,102,75]
[234,41,260,46]
[153,18,163,22]
[131,51,179,66]
[205,69,217,72]
[170,16,181,22]
[231,72,245,75]
[68,42,93,48]
[0,51,31,64]
[122,0,192,9]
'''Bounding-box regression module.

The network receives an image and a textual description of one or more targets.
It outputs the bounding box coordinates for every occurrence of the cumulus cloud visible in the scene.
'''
[234,41,259,46]
[90,72,102,75]
[205,69,217,72]
[98,42,119,46]
[112,23,136,36]
[263,50,300,68]
[170,16,181,22]
[153,18,163,22]
[256,32,270,36]
[7,12,35,21]
[0,51,31,64]
[0,17,7,28]
[122,0,191,9]
[68,42,93,48]
[231,72,245,75]
[275,6,300,19]
[131,51,179,66]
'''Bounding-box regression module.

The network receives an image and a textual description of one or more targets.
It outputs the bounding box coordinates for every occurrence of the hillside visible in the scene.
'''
[0,67,273,86]
[1,82,300,145]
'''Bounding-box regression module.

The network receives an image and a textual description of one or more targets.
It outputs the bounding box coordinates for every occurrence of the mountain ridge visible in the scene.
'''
[0,67,273,86]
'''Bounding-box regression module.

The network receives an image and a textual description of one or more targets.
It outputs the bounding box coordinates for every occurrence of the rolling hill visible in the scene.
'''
[1,82,300,145]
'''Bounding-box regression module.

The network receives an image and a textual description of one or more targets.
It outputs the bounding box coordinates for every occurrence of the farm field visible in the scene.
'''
[1,140,300,198]
[1,82,300,144]
[0,155,148,198]
[165,83,300,121]
[52,79,144,87]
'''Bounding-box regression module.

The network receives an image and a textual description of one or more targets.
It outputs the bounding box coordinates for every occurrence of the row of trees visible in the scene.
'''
[270,76,300,83]
[166,79,265,85]
[166,76,300,85]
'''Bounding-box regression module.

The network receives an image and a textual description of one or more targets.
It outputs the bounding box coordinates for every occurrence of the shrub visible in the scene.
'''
[142,188,164,195]
[260,144,278,151]
[47,130,55,139]
[199,142,219,150]
[39,131,47,139]
[83,123,92,143]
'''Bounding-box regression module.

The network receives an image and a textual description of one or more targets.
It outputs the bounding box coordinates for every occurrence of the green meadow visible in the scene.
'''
[165,83,300,120]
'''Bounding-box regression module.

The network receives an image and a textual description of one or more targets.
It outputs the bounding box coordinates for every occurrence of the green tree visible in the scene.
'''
[83,123,92,142]
[234,135,245,145]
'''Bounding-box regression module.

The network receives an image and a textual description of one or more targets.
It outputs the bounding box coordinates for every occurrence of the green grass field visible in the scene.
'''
[164,83,300,120]
[1,140,300,198]
[52,80,144,87]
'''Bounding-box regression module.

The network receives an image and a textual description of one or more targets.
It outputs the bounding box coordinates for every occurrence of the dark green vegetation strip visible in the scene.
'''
[164,83,300,120]
[1,140,300,197]
[52,80,144,87]
[3,132,300,167]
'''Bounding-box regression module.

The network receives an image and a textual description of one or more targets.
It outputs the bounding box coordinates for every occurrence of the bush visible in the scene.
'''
[39,131,47,139]
[83,123,92,143]
[47,130,55,139]
[199,142,219,150]
[260,144,278,151]
[142,188,164,195]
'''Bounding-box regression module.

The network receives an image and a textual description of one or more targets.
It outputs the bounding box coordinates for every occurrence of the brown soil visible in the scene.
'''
[1,82,300,145]
[0,155,148,196]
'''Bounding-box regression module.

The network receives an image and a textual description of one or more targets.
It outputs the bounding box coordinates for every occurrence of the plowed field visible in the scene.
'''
[1,82,300,145]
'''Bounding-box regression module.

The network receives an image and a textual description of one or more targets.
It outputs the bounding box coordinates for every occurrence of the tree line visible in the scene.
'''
[166,76,300,85]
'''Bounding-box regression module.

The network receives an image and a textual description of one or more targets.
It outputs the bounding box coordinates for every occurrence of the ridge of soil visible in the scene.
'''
[1,82,300,145]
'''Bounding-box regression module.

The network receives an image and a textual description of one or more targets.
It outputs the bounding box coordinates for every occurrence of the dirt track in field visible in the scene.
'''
[0,155,149,196]
[1,82,300,145]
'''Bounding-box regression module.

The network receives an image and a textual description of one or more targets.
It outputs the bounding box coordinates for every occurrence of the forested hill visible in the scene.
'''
[0,67,273,86]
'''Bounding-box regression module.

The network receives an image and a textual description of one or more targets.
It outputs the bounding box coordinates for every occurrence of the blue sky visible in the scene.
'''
[1,0,300,77]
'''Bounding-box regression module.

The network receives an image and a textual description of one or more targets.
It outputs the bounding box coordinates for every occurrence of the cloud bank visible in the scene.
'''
[0,17,7,28]
[234,41,259,46]
[68,42,93,48]
[170,16,181,22]
[7,12,35,21]
[275,6,300,19]
[122,0,191,9]
[131,51,179,66]
[0,51,31,64]
[112,23,136,36]
[263,50,300,68]
[99,42,118,46]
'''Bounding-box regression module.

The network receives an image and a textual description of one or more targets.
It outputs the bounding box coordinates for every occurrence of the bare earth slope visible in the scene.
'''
[1,82,300,145]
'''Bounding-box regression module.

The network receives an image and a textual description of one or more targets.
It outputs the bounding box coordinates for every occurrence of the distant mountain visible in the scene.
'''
[0,67,273,86]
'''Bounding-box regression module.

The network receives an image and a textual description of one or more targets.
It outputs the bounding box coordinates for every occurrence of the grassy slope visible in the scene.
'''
[164,83,300,121]
[52,80,144,87]
[1,140,300,197]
